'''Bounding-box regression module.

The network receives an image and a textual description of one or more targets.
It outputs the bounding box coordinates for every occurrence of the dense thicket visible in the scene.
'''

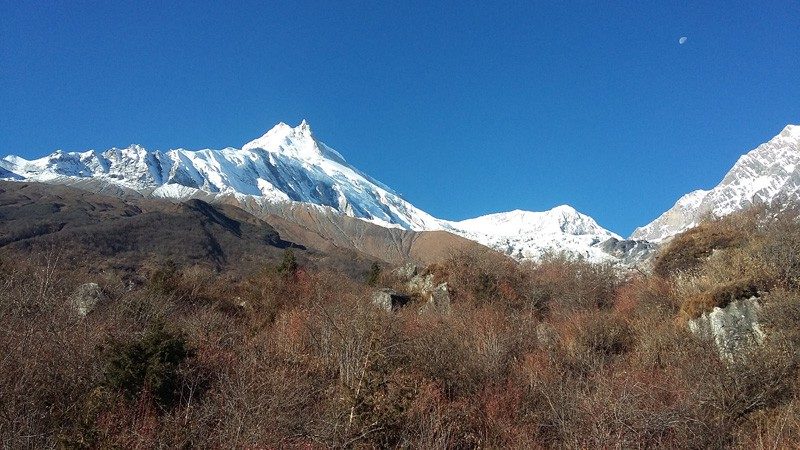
[2,207,800,448]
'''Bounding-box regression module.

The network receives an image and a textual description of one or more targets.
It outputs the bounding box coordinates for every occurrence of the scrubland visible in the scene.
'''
[2,207,800,448]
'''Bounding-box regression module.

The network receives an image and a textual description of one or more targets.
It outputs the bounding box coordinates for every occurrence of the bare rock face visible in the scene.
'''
[408,273,434,294]
[381,263,452,314]
[419,281,452,315]
[71,283,108,316]
[688,297,765,360]
[408,272,451,315]
[597,238,658,267]
[371,289,411,312]
[393,262,418,280]
[633,125,800,243]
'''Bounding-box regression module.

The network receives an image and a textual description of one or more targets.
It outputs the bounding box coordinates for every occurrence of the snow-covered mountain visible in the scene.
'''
[0,121,630,263]
[448,206,621,261]
[632,125,800,242]
[1,120,441,231]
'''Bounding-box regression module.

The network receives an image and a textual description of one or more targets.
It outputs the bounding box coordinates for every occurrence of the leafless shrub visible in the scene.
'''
[527,256,620,314]
[4,216,800,448]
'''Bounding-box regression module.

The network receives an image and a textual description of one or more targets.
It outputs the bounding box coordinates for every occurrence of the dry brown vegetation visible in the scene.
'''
[2,206,800,448]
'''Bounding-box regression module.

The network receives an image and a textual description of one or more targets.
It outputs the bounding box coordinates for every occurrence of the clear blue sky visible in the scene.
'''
[2,1,799,236]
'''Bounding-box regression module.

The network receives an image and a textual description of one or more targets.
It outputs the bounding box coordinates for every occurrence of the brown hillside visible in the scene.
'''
[0,182,344,275]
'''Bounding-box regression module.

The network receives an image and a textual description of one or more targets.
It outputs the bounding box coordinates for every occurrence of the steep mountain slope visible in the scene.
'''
[0,121,634,263]
[209,193,499,266]
[0,180,499,272]
[632,125,800,242]
[0,121,440,231]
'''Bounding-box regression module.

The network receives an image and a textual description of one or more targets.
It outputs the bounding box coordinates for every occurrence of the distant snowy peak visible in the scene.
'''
[451,205,620,239]
[444,205,623,262]
[632,124,800,242]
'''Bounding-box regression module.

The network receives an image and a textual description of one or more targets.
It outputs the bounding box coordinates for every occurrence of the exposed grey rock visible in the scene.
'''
[419,281,451,315]
[408,272,451,315]
[688,296,765,360]
[371,288,411,312]
[633,125,800,242]
[408,273,435,294]
[71,282,108,317]
[393,262,418,280]
[597,237,658,266]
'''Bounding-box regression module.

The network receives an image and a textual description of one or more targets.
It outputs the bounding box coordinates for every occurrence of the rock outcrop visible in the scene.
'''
[372,289,411,312]
[407,268,451,315]
[597,238,658,267]
[71,282,108,316]
[688,296,765,360]
[374,263,452,314]
[418,281,452,315]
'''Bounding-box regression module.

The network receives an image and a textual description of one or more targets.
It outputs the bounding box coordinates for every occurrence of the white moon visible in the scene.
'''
[679,36,688,44]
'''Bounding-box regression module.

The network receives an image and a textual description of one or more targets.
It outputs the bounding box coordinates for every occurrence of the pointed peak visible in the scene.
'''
[248,120,314,145]
[549,204,579,214]
[241,120,333,162]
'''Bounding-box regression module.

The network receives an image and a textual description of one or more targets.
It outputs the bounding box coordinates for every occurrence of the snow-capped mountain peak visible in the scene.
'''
[451,205,617,237]
[0,120,631,263]
[243,120,329,160]
[632,124,800,242]
[241,120,351,167]
[0,121,442,230]
[443,205,622,261]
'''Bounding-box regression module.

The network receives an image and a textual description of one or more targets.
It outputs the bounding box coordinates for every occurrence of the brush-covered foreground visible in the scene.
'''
[2,207,800,448]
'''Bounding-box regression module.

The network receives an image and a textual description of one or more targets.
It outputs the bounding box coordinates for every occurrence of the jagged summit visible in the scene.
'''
[0,120,629,263]
[632,124,800,242]
[241,120,345,163]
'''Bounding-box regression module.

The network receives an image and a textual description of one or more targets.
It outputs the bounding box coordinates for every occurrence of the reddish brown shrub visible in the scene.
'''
[527,256,620,314]
[653,215,750,278]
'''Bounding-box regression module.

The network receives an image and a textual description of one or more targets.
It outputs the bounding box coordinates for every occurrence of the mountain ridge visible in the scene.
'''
[7,121,799,262]
[632,124,800,242]
[0,121,630,263]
